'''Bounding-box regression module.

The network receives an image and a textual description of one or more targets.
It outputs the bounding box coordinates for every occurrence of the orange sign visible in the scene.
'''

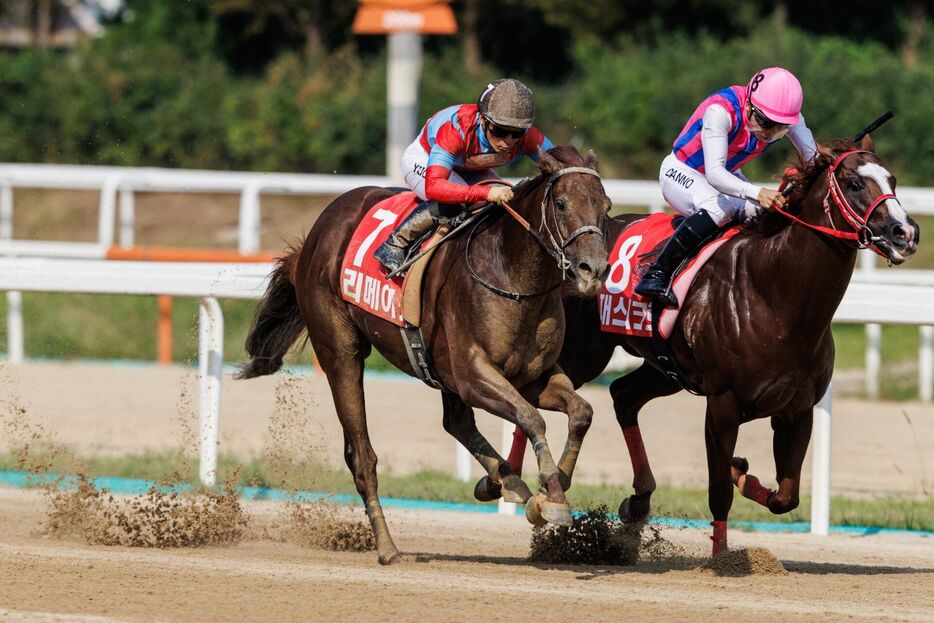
[352,0,457,34]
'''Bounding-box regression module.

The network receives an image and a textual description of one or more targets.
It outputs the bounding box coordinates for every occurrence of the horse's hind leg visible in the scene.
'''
[441,392,532,504]
[611,362,680,522]
[311,327,400,565]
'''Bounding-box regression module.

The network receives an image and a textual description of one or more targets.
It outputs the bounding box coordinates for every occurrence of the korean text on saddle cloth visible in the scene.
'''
[340,192,421,326]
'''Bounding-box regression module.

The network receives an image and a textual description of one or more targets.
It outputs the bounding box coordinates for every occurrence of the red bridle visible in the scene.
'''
[774,150,896,255]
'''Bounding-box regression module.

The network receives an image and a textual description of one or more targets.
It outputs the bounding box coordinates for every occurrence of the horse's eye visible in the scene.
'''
[848,178,864,192]
[555,198,567,211]
[604,197,612,213]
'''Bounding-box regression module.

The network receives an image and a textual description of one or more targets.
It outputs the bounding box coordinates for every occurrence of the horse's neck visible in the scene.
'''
[758,197,858,324]
[481,189,561,293]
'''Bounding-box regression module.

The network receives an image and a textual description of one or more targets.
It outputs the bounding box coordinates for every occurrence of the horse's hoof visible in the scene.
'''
[501,474,532,504]
[525,493,547,527]
[541,501,574,527]
[473,476,502,502]
[378,549,403,565]
[619,492,651,523]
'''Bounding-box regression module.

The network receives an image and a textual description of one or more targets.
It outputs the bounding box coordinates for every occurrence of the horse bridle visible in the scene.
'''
[467,166,604,300]
[773,149,896,254]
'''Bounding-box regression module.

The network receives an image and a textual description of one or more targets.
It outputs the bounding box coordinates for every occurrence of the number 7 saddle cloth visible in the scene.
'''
[340,191,442,327]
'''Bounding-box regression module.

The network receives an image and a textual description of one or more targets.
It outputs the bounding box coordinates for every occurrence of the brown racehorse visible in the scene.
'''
[237,146,610,564]
[497,136,920,554]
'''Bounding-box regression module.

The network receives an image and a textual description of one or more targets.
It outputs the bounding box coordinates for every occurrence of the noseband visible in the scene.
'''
[774,150,896,254]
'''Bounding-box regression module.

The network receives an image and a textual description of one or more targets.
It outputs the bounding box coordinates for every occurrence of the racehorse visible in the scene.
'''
[237,146,610,564]
[497,136,920,554]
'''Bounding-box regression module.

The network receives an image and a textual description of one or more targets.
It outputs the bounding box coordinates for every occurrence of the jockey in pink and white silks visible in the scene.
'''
[374,78,554,274]
[635,67,819,308]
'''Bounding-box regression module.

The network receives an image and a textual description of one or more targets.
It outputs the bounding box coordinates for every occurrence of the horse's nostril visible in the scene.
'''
[892,224,907,243]
[577,262,594,277]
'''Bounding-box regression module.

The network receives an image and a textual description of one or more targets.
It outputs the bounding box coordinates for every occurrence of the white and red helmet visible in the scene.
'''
[746,67,803,125]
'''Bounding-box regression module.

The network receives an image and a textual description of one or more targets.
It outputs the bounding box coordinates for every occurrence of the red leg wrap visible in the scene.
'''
[711,520,728,556]
[506,427,526,474]
[739,474,775,508]
[623,426,650,477]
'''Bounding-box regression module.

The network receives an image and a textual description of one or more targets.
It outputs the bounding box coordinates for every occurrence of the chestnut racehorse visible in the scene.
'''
[497,136,920,554]
[238,146,610,564]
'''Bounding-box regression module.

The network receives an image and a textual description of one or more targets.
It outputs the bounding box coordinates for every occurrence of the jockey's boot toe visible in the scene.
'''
[374,242,406,274]
[634,270,679,308]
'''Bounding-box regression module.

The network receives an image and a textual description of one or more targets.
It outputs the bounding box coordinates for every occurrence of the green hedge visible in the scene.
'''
[0,23,931,182]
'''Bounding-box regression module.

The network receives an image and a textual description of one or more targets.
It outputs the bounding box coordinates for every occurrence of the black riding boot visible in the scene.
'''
[634,209,719,308]
[374,200,438,274]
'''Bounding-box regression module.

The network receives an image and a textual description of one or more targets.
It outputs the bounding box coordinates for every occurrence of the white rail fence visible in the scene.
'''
[0,257,931,535]
[1,162,931,396]
[0,258,273,487]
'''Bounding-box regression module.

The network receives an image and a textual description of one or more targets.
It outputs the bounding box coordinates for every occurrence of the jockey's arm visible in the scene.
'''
[788,113,818,162]
[701,104,763,201]
[523,129,554,161]
[424,163,491,204]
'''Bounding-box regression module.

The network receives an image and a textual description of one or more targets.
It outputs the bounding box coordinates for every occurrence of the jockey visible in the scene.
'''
[374,78,555,273]
[634,67,818,308]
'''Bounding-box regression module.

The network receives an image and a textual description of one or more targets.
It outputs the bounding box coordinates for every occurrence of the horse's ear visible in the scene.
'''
[860,133,875,153]
[537,147,562,175]
[583,149,600,173]
[817,142,834,160]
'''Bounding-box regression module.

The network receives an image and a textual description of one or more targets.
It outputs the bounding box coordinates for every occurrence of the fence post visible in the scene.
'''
[921,325,933,403]
[98,176,119,246]
[456,443,472,482]
[865,323,881,399]
[198,297,224,487]
[498,420,519,516]
[810,384,832,536]
[238,183,261,255]
[118,188,135,248]
[0,182,23,363]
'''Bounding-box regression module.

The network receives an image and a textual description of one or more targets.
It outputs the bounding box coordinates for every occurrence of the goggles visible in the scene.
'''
[486,122,526,140]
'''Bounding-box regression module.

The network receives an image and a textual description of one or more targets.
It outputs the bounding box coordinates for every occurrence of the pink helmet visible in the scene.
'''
[746,67,803,125]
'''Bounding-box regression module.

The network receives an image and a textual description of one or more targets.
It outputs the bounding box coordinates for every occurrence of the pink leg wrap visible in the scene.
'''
[711,520,728,556]
[623,426,650,478]
[506,427,527,474]
[738,474,775,508]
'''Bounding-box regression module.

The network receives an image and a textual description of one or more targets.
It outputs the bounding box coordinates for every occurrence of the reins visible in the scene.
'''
[773,149,896,256]
[467,166,603,300]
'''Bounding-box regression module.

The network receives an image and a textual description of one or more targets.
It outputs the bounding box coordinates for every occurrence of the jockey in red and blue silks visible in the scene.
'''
[634,67,818,308]
[375,78,554,274]
[410,102,553,204]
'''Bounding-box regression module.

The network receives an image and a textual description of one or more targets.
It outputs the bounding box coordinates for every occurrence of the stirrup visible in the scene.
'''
[374,242,407,274]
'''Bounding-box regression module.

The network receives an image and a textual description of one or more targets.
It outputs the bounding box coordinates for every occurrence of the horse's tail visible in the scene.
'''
[235,249,305,380]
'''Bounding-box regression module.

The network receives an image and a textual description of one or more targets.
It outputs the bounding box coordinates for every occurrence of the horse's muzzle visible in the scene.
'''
[571,258,608,296]
[876,216,920,265]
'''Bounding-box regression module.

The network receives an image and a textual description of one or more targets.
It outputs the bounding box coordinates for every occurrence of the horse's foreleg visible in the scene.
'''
[704,393,742,556]
[441,392,532,504]
[523,366,593,491]
[612,362,680,522]
[462,361,572,527]
[767,409,813,514]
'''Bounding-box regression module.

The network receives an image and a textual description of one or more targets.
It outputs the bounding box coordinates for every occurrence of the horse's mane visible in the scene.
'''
[509,145,587,204]
[747,139,860,236]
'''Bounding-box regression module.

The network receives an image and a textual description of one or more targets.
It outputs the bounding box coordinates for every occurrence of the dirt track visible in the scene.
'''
[1,362,934,621]
[1,486,933,623]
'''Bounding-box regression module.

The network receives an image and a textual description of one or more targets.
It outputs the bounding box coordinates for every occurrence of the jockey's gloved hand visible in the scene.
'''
[757,188,787,210]
[488,186,514,204]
